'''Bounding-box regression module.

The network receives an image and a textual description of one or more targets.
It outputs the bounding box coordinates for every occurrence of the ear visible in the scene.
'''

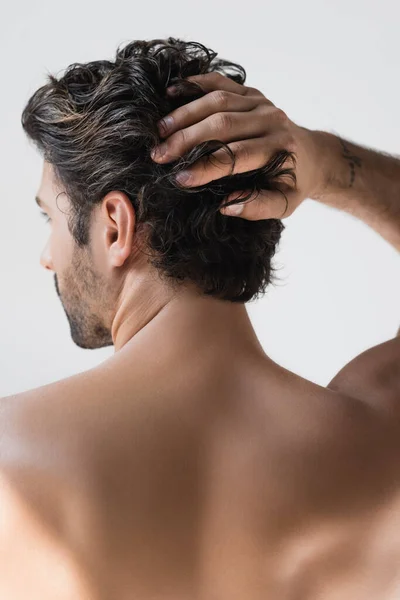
[101,191,136,268]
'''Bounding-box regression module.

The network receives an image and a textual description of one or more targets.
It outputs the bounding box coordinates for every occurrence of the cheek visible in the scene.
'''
[49,227,72,269]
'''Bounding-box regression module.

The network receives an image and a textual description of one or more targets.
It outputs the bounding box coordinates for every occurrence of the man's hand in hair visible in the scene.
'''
[151,72,326,220]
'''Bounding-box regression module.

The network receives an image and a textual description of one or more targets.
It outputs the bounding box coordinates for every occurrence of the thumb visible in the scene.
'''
[220,189,290,221]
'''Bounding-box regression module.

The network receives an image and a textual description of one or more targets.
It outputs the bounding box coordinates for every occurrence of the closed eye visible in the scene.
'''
[39,211,51,224]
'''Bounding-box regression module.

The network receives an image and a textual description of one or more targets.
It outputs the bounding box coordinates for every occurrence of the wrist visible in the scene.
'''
[305,129,339,201]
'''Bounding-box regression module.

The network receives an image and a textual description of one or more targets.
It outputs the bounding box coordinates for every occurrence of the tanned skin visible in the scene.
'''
[0,73,399,599]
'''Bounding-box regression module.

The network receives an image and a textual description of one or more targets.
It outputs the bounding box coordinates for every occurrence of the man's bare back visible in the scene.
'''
[1,296,400,599]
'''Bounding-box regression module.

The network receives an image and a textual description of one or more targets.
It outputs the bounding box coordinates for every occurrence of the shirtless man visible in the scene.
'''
[0,40,399,599]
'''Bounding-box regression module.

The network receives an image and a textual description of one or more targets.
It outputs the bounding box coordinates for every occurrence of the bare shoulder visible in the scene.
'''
[0,471,97,599]
[0,370,110,599]
[0,364,128,528]
[256,365,400,527]
[327,333,400,415]
[0,366,105,473]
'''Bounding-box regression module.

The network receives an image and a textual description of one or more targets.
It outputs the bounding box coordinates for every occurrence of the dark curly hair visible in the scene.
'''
[21,37,296,303]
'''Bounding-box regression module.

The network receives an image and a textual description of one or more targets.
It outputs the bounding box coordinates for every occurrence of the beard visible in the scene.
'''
[54,245,114,350]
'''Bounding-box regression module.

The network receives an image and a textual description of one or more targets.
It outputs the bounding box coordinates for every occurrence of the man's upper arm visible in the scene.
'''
[327,332,400,415]
[0,472,95,599]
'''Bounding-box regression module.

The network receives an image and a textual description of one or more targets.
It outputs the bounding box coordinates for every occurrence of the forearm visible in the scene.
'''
[310,130,400,251]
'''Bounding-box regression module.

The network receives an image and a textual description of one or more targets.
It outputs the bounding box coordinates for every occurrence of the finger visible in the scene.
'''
[176,72,249,96]
[152,109,269,163]
[244,86,275,103]
[157,90,260,139]
[167,74,275,105]
[220,189,291,221]
[174,136,281,187]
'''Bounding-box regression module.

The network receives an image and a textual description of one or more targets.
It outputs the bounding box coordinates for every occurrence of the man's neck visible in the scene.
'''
[111,279,266,365]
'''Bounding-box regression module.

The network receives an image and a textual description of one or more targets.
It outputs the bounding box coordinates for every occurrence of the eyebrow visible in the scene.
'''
[35,196,48,209]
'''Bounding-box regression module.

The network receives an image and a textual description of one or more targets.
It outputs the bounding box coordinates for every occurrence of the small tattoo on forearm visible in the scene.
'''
[339,138,362,187]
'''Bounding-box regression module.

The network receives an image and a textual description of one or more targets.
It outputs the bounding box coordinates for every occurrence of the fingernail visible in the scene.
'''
[221,203,244,216]
[175,170,192,185]
[158,116,174,134]
[151,143,167,159]
[166,85,178,95]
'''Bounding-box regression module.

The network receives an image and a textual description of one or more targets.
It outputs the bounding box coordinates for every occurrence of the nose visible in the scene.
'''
[40,239,54,271]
